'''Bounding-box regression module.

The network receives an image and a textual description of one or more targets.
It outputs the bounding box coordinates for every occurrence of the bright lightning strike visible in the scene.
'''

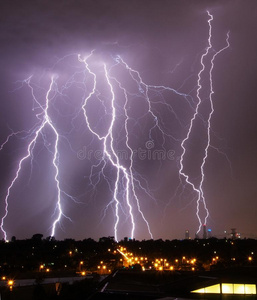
[0,76,71,241]
[78,50,194,240]
[79,54,154,241]
[179,11,230,234]
[109,73,154,240]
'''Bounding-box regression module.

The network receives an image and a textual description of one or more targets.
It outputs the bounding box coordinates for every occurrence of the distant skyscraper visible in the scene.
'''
[185,230,190,240]
[203,224,207,239]
[231,228,239,239]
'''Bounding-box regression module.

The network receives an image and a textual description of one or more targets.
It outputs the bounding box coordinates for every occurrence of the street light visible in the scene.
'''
[8,280,14,291]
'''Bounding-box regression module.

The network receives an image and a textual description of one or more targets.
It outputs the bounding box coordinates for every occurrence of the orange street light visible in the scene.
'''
[8,280,14,291]
[8,280,14,286]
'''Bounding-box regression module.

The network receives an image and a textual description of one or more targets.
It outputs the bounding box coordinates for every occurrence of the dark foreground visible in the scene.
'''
[2,267,257,299]
[89,267,257,300]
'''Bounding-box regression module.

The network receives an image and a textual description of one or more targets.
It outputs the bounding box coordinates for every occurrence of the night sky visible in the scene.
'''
[0,0,257,241]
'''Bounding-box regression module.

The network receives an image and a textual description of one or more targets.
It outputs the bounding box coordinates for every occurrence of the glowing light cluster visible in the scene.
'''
[117,245,196,271]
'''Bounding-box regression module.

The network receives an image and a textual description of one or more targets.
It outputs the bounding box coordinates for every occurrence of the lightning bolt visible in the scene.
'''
[199,29,230,227]
[79,52,156,241]
[179,11,230,234]
[109,73,154,240]
[0,76,71,241]
[78,54,135,241]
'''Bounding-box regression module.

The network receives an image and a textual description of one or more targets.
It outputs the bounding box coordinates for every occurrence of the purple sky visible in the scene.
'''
[0,0,257,241]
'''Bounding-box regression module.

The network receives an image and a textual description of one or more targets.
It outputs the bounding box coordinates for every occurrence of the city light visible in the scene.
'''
[116,245,201,272]
[7,280,14,292]
[8,280,14,286]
